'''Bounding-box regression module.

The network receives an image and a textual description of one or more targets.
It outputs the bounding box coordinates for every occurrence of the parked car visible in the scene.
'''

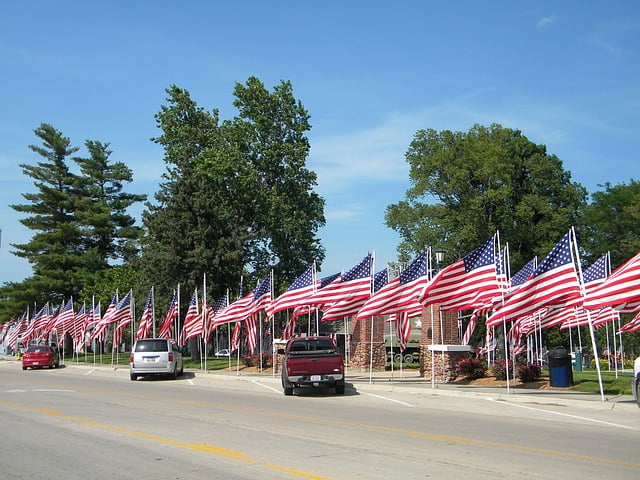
[279,336,345,395]
[215,349,231,357]
[129,338,183,380]
[22,345,60,370]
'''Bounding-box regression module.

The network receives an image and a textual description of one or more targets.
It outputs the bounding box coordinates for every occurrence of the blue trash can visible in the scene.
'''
[548,346,573,387]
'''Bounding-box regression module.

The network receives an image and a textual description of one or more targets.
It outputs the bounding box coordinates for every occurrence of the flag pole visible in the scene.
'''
[571,227,605,401]
[368,316,374,384]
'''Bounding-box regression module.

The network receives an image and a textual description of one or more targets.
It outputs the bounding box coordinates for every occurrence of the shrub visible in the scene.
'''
[454,356,486,379]
[491,360,508,380]
[242,353,272,368]
[516,363,542,382]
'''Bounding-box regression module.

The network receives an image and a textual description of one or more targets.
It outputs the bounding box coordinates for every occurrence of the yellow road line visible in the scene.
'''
[0,400,331,480]
[180,400,640,469]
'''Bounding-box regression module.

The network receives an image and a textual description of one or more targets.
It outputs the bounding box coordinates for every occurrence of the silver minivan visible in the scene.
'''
[129,338,184,380]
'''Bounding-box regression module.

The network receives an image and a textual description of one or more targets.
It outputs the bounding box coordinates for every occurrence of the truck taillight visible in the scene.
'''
[129,354,133,363]
[168,352,174,362]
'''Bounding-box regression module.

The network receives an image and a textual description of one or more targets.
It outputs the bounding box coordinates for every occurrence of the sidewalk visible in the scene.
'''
[3,354,636,410]
[203,365,637,411]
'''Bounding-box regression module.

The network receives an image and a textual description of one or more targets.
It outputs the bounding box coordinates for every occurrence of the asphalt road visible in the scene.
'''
[1,361,639,479]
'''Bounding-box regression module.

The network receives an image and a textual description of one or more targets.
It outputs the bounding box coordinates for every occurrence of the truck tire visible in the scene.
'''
[284,386,294,396]
[335,382,345,394]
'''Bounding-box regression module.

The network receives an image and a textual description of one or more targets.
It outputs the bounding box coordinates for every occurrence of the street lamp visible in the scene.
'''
[435,250,446,270]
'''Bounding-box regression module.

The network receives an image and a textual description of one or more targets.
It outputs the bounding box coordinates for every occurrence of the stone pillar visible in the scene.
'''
[349,316,386,371]
[420,305,470,382]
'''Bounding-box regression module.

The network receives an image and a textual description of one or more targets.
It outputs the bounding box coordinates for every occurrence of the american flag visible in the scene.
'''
[181,290,201,342]
[487,230,582,327]
[212,291,253,325]
[420,235,501,311]
[307,254,373,308]
[91,293,119,342]
[136,288,154,340]
[511,257,537,288]
[53,298,76,334]
[112,291,133,327]
[245,314,258,354]
[158,290,178,339]
[357,252,428,319]
[619,311,640,333]
[320,263,381,322]
[281,314,298,339]
[582,251,640,310]
[247,273,272,318]
[230,322,242,351]
[461,310,481,345]
[390,311,412,351]
[268,265,315,317]
[22,304,49,345]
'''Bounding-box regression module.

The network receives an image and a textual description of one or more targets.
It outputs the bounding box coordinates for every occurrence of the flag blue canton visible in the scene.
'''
[496,247,507,276]
[400,252,427,284]
[253,274,271,301]
[463,237,495,271]
[143,290,153,310]
[512,258,536,286]
[212,295,227,313]
[60,298,73,313]
[374,268,388,292]
[583,255,607,283]
[320,272,340,288]
[288,266,313,291]
[341,254,372,282]
[533,232,573,277]
[116,292,131,310]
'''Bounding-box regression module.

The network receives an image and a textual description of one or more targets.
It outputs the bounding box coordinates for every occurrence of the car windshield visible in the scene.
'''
[135,340,169,353]
[26,347,50,353]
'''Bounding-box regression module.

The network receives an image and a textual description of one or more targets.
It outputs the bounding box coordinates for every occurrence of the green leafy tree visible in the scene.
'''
[385,124,587,268]
[140,79,325,304]
[228,77,325,281]
[582,179,640,267]
[140,85,246,301]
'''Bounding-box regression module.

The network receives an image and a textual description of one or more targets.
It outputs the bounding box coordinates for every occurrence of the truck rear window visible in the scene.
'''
[290,340,335,353]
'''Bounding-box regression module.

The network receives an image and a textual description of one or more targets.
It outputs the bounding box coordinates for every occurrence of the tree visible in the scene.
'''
[3,124,146,319]
[385,124,587,269]
[9,123,84,304]
[582,180,640,267]
[228,77,325,281]
[140,79,325,304]
[140,85,246,301]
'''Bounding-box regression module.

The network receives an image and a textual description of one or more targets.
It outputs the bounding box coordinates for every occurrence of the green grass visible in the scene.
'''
[64,353,239,371]
[569,369,633,395]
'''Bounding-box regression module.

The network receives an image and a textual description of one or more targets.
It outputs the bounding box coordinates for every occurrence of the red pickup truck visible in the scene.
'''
[279,336,345,395]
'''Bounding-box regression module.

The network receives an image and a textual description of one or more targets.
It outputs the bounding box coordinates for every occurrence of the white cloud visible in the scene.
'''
[537,15,557,28]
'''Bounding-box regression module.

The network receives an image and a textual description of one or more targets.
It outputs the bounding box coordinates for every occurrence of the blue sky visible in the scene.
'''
[1,1,638,287]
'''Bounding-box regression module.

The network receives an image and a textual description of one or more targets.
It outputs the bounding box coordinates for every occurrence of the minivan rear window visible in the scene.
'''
[135,340,169,352]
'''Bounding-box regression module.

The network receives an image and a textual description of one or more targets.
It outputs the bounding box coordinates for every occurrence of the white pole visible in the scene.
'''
[502,318,510,394]
[368,316,374,384]
[611,319,619,377]
[430,304,435,388]
[389,319,394,380]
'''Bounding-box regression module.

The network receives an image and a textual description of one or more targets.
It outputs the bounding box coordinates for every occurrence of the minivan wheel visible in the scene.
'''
[130,373,137,381]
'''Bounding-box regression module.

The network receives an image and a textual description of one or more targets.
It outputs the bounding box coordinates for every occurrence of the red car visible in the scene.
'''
[22,345,60,370]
